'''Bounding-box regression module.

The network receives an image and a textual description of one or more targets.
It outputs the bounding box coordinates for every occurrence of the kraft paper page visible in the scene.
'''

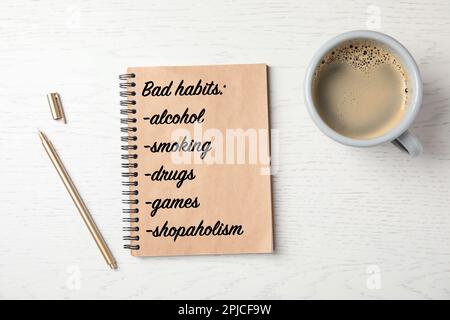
[124,64,273,256]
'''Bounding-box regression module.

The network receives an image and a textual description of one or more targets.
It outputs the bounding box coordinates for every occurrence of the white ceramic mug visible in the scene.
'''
[304,30,423,156]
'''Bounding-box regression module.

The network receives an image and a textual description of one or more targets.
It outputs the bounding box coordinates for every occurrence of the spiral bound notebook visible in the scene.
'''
[120,64,273,256]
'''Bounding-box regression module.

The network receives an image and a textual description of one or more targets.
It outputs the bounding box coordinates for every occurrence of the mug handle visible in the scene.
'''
[391,130,423,157]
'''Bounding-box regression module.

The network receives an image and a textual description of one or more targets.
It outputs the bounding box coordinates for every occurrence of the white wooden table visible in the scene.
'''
[1,0,450,299]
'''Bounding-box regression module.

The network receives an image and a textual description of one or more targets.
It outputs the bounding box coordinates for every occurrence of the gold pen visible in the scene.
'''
[39,130,117,270]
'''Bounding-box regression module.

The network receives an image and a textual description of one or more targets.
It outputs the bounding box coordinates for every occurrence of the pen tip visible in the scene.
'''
[38,130,46,141]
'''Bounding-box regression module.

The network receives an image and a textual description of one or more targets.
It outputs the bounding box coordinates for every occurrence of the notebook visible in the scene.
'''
[120,64,273,256]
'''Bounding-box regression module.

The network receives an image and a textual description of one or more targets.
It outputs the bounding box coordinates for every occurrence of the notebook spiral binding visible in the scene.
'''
[120,73,140,251]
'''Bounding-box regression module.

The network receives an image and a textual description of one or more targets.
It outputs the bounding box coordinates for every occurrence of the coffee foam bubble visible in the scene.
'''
[316,39,407,79]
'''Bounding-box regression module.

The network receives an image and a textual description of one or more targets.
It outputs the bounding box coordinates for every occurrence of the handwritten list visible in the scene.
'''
[127,64,273,256]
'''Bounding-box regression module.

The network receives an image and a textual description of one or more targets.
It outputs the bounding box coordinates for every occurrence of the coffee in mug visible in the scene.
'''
[305,31,423,156]
[312,39,409,140]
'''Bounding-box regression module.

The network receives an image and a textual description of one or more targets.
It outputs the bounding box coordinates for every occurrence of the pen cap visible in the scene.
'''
[47,93,64,120]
